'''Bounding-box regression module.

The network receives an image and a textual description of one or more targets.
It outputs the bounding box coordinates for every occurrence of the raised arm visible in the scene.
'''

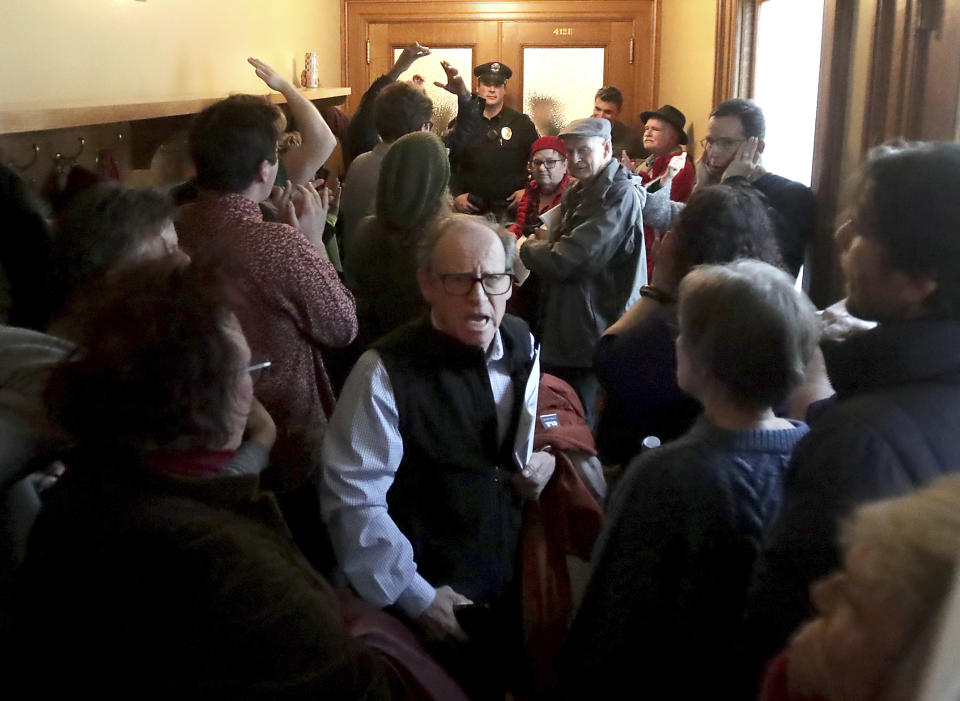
[248,57,336,184]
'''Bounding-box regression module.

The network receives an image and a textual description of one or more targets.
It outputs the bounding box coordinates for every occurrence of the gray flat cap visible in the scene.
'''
[559,117,612,141]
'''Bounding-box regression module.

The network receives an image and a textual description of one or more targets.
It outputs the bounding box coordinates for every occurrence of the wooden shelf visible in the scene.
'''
[0,87,351,135]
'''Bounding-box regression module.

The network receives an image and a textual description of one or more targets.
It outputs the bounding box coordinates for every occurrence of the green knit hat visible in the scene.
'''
[376,131,450,231]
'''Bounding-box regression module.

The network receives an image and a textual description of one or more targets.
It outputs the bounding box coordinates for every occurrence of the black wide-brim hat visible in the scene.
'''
[639,104,689,145]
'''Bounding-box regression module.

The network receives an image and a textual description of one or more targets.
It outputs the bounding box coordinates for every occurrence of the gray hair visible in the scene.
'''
[677,259,819,409]
[416,213,516,272]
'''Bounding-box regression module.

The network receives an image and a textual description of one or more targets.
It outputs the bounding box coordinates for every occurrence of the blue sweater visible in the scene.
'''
[561,416,808,699]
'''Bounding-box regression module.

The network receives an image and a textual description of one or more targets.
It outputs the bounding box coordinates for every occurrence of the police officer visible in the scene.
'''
[435,60,538,218]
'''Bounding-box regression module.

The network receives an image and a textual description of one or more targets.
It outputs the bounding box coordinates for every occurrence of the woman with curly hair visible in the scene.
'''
[594,181,787,464]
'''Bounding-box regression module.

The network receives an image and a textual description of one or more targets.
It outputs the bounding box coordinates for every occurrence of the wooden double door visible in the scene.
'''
[345,1,658,129]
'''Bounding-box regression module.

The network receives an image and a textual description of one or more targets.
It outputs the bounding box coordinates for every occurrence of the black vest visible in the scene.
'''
[374,315,535,601]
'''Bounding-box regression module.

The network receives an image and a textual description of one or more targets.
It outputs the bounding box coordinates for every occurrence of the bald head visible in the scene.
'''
[416,214,514,348]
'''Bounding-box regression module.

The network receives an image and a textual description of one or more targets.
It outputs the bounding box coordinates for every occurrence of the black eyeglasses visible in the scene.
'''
[699,136,746,151]
[436,272,514,296]
[531,158,563,170]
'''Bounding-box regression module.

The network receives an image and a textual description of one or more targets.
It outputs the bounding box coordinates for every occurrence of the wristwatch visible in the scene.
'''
[639,285,675,304]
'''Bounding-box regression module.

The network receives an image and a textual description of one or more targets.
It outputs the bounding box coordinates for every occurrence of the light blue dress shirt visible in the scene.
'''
[320,327,533,617]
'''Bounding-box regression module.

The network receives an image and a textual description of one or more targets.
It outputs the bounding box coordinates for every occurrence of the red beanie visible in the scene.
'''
[530,136,566,157]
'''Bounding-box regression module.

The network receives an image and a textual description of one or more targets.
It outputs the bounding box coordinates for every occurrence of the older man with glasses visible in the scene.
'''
[321,213,553,699]
[518,117,679,425]
[696,97,817,277]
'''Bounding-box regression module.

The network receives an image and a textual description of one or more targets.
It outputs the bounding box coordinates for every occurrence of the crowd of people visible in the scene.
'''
[1,44,959,701]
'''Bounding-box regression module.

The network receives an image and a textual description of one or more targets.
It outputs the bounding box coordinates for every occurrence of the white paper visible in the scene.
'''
[538,203,563,232]
[512,346,541,471]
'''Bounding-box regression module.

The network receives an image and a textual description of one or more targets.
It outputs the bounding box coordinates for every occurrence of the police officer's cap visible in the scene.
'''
[474,61,512,85]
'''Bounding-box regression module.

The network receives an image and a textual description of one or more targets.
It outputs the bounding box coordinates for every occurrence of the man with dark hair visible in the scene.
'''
[177,94,357,533]
[697,97,816,277]
[593,85,644,160]
[437,60,538,218]
[342,42,432,167]
[49,183,184,326]
[321,214,553,699]
[340,81,433,257]
[744,142,960,688]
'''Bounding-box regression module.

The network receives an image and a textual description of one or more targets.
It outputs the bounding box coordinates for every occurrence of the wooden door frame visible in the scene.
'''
[806,0,959,306]
[341,0,661,115]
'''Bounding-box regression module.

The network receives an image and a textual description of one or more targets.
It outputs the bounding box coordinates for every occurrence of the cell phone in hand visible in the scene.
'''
[453,602,493,639]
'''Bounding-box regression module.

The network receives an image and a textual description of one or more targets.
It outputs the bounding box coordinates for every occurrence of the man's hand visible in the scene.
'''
[819,299,877,341]
[722,136,767,182]
[244,397,277,449]
[327,177,342,219]
[434,60,470,97]
[619,149,636,172]
[506,188,525,210]
[28,461,66,494]
[663,152,687,182]
[512,450,556,500]
[280,180,330,257]
[248,57,293,93]
[417,586,472,643]
[395,42,431,73]
[454,193,479,213]
[650,229,681,295]
[695,156,720,189]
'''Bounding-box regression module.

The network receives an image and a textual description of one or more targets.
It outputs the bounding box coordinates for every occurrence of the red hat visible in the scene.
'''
[530,136,566,157]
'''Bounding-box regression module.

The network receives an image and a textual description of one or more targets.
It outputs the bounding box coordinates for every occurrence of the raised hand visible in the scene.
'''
[396,42,431,71]
[248,57,292,93]
[434,60,469,97]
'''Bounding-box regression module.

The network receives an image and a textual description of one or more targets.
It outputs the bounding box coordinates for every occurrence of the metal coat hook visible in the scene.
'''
[55,137,86,163]
[54,137,86,174]
[13,144,40,171]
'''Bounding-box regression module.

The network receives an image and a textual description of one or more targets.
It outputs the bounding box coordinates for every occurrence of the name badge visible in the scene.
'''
[501,126,513,141]
[539,413,559,429]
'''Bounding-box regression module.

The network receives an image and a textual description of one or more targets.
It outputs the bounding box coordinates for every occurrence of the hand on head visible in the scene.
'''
[721,136,766,182]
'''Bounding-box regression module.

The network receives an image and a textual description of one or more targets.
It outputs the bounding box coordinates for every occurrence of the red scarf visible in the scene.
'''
[512,175,572,237]
[144,450,236,478]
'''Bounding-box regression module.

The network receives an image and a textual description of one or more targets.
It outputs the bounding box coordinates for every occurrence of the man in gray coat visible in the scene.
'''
[519,117,675,424]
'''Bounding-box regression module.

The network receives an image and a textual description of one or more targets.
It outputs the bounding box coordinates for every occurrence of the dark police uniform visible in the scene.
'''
[445,62,538,217]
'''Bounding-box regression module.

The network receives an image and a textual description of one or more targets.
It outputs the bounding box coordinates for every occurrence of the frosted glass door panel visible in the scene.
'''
[393,47,473,136]
[522,48,605,136]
